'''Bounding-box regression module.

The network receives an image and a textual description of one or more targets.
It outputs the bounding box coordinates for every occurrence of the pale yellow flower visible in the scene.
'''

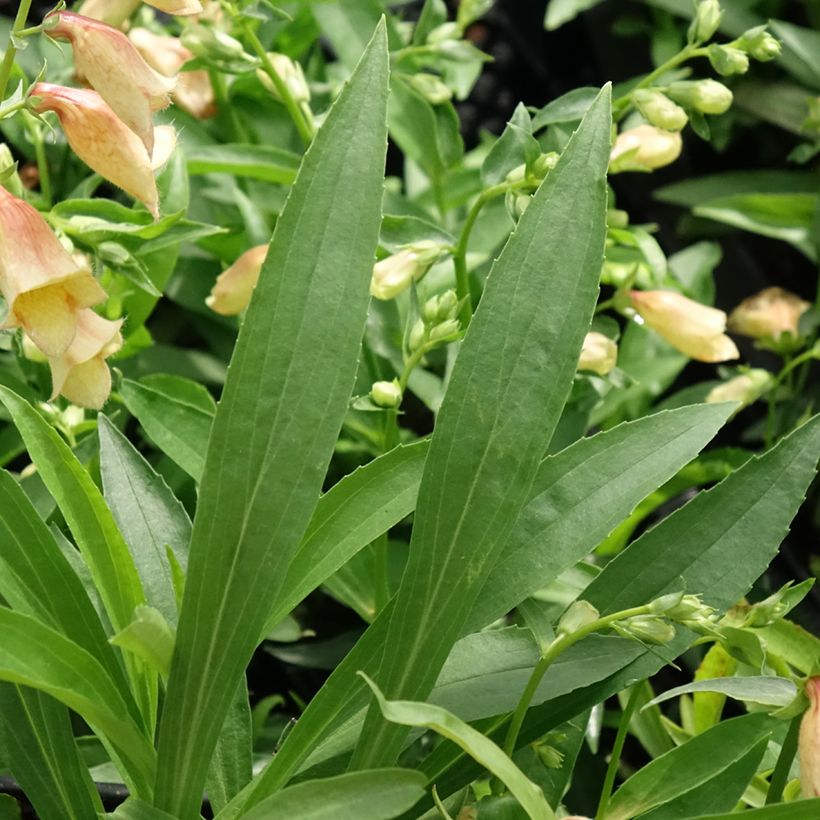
[370,241,442,301]
[578,331,617,376]
[728,287,810,340]
[610,125,682,173]
[206,245,269,316]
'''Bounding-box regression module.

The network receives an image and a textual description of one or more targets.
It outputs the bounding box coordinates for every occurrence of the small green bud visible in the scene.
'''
[428,318,461,343]
[435,289,459,322]
[535,744,565,769]
[408,73,452,104]
[667,79,733,114]
[426,22,460,44]
[619,615,676,646]
[737,25,782,61]
[504,163,528,185]
[408,318,426,352]
[370,241,443,300]
[648,591,686,615]
[532,152,560,179]
[258,53,310,105]
[182,25,248,60]
[688,0,723,43]
[666,594,711,621]
[708,44,750,76]
[607,208,629,229]
[632,89,688,131]
[743,588,791,628]
[505,190,531,220]
[370,380,402,408]
[557,600,600,637]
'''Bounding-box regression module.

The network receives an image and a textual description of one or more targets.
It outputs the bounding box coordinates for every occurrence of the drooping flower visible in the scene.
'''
[47,309,123,409]
[706,369,772,408]
[728,286,811,340]
[578,331,618,376]
[370,241,443,301]
[630,290,739,362]
[0,187,106,356]
[609,125,683,173]
[800,677,820,797]
[206,245,269,316]
[29,83,164,218]
[46,12,175,154]
[129,27,216,119]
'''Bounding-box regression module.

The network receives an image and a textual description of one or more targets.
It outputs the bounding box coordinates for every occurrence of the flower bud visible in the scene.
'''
[706,369,772,407]
[0,187,106,356]
[408,319,426,352]
[369,241,442,301]
[667,79,733,115]
[408,73,452,104]
[426,22,460,44]
[648,591,686,615]
[727,287,810,340]
[206,244,268,316]
[532,152,559,179]
[800,677,820,797]
[47,12,175,154]
[707,44,750,76]
[578,331,617,376]
[422,290,459,324]
[689,0,723,43]
[737,25,781,62]
[609,125,683,173]
[257,53,310,105]
[630,290,739,363]
[557,600,599,637]
[47,309,123,409]
[619,615,676,645]
[129,27,216,119]
[632,89,688,131]
[505,191,531,220]
[428,318,461,343]
[370,380,402,409]
[30,84,164,218]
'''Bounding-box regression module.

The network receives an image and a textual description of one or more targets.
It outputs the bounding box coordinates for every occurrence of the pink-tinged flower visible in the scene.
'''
[47,12,174,154]
[728,286,811,340]
[47,309,123,409]
[630,290,739,363]
[128,27,216,119]
[30,83,163,218]
[800,677,820,797]
[0,187,106,356]
[206,245,269,315]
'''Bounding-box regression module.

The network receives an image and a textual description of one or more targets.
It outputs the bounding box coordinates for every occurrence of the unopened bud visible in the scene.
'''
[423,289,459,324]
[648,591,686,615]
[506,191,531,220]
[532,152,560,179]
[619,615,676,645]
[370,241,442,301]
[504,163,527,185]
[800,678,820,797]
[667,79,733,115]
[689,0,723,43]
[609,125,683,173]
[708,44,749,76]
[557,600,599,637]
[632,89,688,131]
[408,73,452,104]
[706,369,772,408]
[258,53,310,105]
[429,318,461,343]
[426,22,460,43]
[370,380,402,409]
[728,287,810,340]
[578,331,617,376]
[408,319,426,352]
[737,26,781,62]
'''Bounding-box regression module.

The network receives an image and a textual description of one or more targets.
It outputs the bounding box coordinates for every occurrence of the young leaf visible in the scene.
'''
[351,84,613,769]
[645,677,798,711]
[241,769,427,820]
[153,23,390,818]
[360,674,555,820]
[680,799,820,819]
[110,606,175,680]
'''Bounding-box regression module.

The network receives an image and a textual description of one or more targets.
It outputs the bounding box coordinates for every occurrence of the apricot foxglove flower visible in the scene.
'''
[206,245,269,316]
[610,125,683,173]
[128,27,216,120]
[630,290,739,362]
[706,369,772,407]
[578,332,617,376]
[30,83,164,218]
[46,12,175,154]
[800,677,820,797]
[47,309,123,409]
[728,287,810,340]
[370,241,443,300]
[0,187,106,356]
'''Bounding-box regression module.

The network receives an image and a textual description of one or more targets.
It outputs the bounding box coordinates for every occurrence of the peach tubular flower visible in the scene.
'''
[47,12,175,155]
[728,286,811,340]
[630,290,739,363]
[206,245,269,315]
[129,27,216,119]
[800,677,820,797]
[30,83,162,218]
[47,310,123,409]
[0,187,106,356]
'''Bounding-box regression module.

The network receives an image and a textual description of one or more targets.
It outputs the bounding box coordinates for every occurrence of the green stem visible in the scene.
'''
[500,605,650,760]
[0,0,34,101]
[595,685,642,820]
[209,69,247,143]
[239,19,313,147]
[766,713,802,804]
[372,532,391,614]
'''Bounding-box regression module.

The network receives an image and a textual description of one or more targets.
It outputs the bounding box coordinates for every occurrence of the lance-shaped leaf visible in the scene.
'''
[153,22,390,818]
[351,85,612,767]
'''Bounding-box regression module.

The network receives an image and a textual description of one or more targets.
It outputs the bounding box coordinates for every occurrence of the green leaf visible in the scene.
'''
[98,416,191,624]
[104,799,179,819]
[242,769,427,820]
[679,799,820,819]
[110,606,175,680]
[0,687,102,820]
[120,375,215,482]
[0,795,19,820]
[0,608,154,794]
[351,84,613,769]
[655,170,818,208]
[544,0,605,31]
[646,676,798,710]
[185,144,300,184]
[153,23,390,818]
[606,714,775,820]
[770,20,820,92]
[482,103,539,185]
[531,87,599,129]
[360,674,555,820]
